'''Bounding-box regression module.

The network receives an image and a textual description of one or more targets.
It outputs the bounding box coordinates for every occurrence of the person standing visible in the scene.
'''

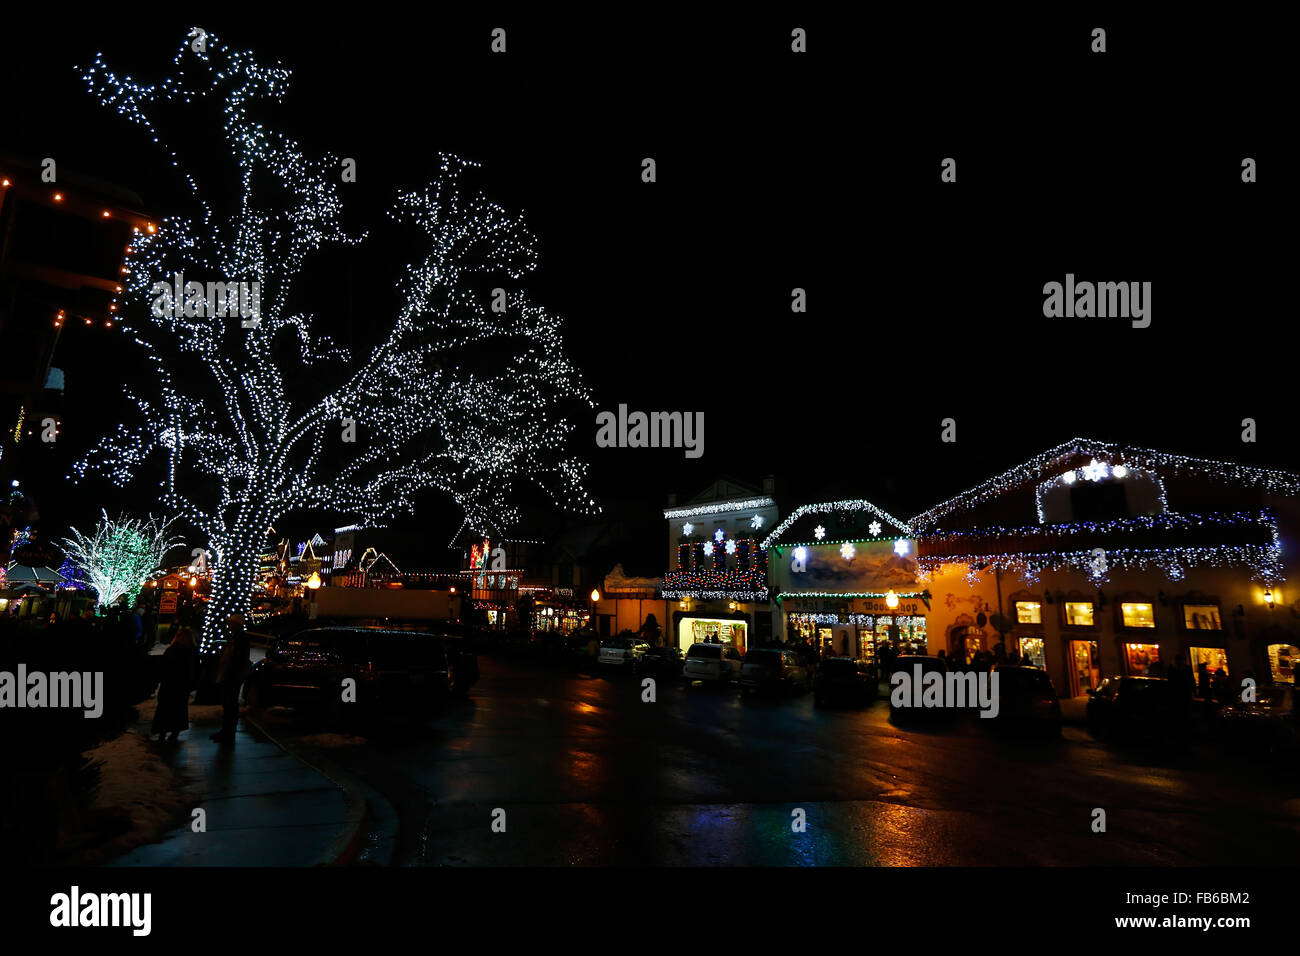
[211,614,250,744]
[153,626,198,743]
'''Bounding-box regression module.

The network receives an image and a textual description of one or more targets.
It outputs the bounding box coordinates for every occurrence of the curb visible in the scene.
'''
[242,711,373,866]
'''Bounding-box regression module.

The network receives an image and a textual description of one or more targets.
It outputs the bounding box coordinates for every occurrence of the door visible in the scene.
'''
[1069,640,1101,697]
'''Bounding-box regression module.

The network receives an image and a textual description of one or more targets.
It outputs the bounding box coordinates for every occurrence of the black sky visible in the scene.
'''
[2,10,1293,570]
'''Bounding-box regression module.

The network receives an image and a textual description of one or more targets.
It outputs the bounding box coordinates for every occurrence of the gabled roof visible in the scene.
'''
[760,499,914,549]
[909,437,1300,533]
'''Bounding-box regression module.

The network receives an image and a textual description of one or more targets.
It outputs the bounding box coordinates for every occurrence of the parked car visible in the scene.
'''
[681,642,743,685]
[813,657,876,707]
[985,664,1061,735]
[740,647,812,695]
[598,634,650,670]
[642,644,684,675]
[245,626,476,718]
[1219,684,1299,756]
[887,655,950,720]
[1086,675,1189,741]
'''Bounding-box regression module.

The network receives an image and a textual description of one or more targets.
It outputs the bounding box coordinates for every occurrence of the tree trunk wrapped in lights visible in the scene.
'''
[72,29,595,652]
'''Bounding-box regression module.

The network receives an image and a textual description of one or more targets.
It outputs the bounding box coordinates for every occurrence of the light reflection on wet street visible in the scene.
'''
[273,657,1300,866]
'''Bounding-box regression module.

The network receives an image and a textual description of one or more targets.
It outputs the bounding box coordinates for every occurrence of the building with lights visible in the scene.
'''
[0,155,151,561]
[763,498,923,670]
[660,478,780,656]
[754,439,1300,696]
[909,438,1300,696]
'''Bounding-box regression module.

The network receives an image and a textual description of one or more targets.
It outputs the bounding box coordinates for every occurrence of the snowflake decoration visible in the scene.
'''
[714,528,725,543]
[1082,459,1110,482]
[814,525,826,540]
[724,539,737,555]
[702,541,714,557]
[750,515,764,529]
[868,521,881,536]
[682,523,694,536]
[1061,470,1077,485]
[840,542,855,561]
[893,539,910,556]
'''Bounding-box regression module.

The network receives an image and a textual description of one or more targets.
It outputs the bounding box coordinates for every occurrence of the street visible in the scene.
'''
[265,656,1300,866]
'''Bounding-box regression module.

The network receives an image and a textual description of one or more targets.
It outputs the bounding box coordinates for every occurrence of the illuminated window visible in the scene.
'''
[1121,602,1155,628]
[1183,603,1222,630]
[1015,601,1042,624]
[1064,602,1094,627]
[1019,636,1046,668]
[1268,644,1298,685]
[1124,642,1160,675]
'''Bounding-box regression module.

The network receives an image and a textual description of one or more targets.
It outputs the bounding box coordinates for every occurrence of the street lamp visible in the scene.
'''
[885,590,899,609]
[306,571,322,590]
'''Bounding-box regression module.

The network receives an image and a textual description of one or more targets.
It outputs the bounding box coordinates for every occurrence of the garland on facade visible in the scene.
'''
[910,438,1300,533]
[918,542,1283,587]
[761,499,914,550]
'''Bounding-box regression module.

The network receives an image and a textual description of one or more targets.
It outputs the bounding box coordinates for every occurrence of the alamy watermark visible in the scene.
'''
[150,271,261,327]
[890,664,1000,718]
[0,665,103,717]
[595,404,703,459]
[1043,274,1150,328]
[50,886,151,936]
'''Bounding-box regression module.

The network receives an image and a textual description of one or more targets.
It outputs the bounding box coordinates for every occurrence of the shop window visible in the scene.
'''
[1124,642,1160,676]
[1015,601,1042,624]
[1019,636,1046,668]
[1069,640,1101,696]
[1120,602,1156,629]
[1188,647,1229,695]
[1182,603,1222,631]
[1064,602,1095,627]
[1268,644,1298,684]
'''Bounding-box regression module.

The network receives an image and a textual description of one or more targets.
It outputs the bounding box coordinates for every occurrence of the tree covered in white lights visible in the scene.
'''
[61,512,181,608]
[73,30,595,650]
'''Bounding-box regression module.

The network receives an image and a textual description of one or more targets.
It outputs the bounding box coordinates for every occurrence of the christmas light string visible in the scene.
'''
[71,29,595,650]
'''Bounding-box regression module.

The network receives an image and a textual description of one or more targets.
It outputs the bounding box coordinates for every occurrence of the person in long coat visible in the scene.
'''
[152,626,197,743]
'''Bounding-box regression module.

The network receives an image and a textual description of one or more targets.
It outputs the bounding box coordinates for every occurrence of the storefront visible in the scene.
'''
[675,613,748,654]
[1068,639,1101,697]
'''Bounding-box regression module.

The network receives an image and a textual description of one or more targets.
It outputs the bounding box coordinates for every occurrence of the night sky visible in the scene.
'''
[3,11,1292,572]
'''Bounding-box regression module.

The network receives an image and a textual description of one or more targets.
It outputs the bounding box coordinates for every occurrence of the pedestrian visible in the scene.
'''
[1197,662,1211,699]
[152,626,197,743]
[1008,649,1021,666]
[210,614,251,744]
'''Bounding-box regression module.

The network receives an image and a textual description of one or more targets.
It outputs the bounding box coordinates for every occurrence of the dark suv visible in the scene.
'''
[245,626,477,717]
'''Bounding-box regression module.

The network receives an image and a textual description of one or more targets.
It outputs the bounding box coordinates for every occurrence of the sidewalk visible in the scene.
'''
[108,707,364,867]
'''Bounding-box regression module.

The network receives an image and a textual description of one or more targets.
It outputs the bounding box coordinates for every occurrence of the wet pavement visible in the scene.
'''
[266,656,1300,866]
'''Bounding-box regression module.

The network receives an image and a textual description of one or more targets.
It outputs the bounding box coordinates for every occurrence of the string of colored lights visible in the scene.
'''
[60,511,182,608]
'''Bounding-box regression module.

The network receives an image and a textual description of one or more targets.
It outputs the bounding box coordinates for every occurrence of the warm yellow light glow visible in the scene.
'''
[306,571,322,590]
[1121,602,1156,628]
[590,589,600,603]
[885,590,899,609]
[1264,589,1275,606]
[53,192,63,201]
[189,576,197,587]
[449,586,456,594]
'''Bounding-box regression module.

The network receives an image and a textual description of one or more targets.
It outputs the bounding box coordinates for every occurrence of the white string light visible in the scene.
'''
[71,29,595,650]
